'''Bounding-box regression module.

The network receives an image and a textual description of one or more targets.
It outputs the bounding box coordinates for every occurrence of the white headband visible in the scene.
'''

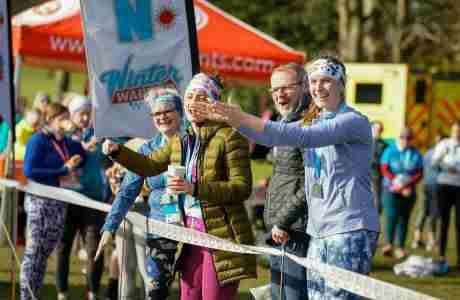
[307,59,346,86]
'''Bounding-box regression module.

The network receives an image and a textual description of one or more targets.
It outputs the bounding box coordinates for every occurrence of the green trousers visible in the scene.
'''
[382,189,415,248]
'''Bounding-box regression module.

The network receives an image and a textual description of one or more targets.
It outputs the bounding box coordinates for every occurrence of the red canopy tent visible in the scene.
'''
[12,0,305,85]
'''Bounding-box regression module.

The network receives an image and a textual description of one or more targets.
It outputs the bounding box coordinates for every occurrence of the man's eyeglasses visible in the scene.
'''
[269,81,302,94]
[399,135,413,140]
[150,109,175,118]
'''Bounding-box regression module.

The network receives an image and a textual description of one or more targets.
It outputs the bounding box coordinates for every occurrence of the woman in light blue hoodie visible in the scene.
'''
[99,87,186,299]
[190,56,380,300]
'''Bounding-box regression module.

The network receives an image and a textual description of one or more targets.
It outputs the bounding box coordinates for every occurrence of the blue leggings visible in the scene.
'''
[307,230,379,300]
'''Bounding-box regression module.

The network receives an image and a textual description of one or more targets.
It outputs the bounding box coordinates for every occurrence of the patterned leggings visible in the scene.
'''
[144,238,178,300]
[307,230,379,300]
[20,195,67,300]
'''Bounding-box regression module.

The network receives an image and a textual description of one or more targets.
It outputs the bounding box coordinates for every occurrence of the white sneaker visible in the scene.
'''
[57,293,68,300]
[78,248,89,261]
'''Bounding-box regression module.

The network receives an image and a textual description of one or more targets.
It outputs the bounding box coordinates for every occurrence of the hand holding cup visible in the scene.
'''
[65,154,81,170]
[102,140,120,155]
[166,165,193,195]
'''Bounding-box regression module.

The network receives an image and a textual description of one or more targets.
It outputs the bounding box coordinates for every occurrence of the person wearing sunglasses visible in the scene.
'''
[380,127,423,259]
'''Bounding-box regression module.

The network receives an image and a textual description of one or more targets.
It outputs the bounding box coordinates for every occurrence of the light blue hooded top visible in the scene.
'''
[239,104,380,238]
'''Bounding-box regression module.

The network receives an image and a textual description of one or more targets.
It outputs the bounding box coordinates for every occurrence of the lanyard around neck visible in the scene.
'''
[312,103,349,179]
[50,138,70,162]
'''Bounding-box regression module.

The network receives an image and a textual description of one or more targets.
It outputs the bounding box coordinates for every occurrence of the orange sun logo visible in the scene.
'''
[156,5,177,31]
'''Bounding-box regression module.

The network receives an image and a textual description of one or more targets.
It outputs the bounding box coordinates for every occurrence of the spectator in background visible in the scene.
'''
[380,127,423,259]
[103,143,148,300]
[14,108,42,247]
[56,95,106,300]
[412,134,443,251]
[371,121,388,214]
[14,109,42,160]
[0,114,9,153]
[21,103,85,300]
[32,91,51,113]
[263,63,309,300]
[432,121,460,270]
[103,162,125,300]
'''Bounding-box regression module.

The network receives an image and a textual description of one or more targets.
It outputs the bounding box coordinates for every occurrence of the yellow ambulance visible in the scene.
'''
[345,63,460,151]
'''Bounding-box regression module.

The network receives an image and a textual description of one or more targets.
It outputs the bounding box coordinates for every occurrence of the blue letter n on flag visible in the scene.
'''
[114,0,154,43]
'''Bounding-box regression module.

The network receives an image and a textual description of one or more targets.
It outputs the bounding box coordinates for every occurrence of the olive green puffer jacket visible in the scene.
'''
[111,122,257,284]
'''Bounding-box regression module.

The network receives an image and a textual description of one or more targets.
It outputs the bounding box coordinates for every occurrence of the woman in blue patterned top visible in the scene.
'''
[380,127,423,259]
[98,87,185,299]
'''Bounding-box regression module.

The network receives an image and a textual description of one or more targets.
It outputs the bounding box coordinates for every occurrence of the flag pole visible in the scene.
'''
[185,0,200,75]
[5,0,17,298]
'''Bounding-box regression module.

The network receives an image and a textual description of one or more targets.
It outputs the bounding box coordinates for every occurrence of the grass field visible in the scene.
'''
[0,67,459,299]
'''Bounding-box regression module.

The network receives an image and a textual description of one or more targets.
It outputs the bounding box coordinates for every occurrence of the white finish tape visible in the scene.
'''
[0,178,439,300]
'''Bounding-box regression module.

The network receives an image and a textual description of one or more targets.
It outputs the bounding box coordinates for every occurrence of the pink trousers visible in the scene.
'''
[179,217,239,300]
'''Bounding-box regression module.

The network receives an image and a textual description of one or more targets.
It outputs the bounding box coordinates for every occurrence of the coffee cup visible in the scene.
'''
[168,165,186,179]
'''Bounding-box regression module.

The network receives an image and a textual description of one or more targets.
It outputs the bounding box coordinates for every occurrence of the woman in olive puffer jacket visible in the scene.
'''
[103,73,256,300]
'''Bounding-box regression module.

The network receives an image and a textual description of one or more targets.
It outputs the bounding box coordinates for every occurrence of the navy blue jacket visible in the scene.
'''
[24,131,86,187]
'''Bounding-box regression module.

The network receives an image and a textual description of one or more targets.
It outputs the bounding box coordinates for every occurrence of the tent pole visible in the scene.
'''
[13,55,22,105]
[10,47,22,300]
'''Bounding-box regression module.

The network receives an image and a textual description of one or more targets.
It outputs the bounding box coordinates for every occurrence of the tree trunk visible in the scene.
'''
[55,71,70,102]
[362,0,383,62]
[391,0,408,62]
[337,0,363,61]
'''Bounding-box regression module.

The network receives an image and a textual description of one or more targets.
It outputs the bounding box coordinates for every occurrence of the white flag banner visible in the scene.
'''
[80,0,199,138]
[0,0,14,129]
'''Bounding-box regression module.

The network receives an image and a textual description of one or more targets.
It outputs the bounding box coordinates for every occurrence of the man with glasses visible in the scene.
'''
[264,63,310,300]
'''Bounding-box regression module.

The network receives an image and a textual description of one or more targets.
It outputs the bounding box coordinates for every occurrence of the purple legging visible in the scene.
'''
[20,195,67,300]
[178,217,239,300]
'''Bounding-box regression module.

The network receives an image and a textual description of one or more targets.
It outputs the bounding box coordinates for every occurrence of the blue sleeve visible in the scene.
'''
[102,171,144,233]
[415,151,424,170]
[238,126,275,146]
[380,147,391,165]
[258,112,372,148]
[23,136,68,180]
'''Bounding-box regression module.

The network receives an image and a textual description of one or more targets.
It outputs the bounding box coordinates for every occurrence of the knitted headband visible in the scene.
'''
[184,73,222,102]
[307,58,346,87]
[144,88,183,116]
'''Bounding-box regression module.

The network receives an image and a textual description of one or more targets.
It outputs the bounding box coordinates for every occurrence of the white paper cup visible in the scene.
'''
[168,165,186,179]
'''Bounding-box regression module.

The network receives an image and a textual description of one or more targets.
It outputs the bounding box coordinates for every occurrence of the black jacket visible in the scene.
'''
[264,95,309,232]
